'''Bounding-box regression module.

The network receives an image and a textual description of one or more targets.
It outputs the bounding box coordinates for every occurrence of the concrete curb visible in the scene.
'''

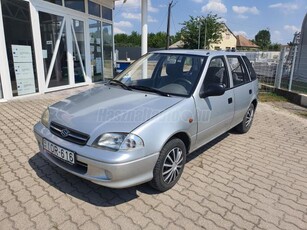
[260,84,307,108]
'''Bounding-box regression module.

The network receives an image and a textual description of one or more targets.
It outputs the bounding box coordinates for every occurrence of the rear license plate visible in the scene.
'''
[43,139,75,165]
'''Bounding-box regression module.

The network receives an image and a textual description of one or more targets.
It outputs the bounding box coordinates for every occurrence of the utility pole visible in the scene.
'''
[204,21,207,49]
[197,17,201,49]
[166,0,173,50]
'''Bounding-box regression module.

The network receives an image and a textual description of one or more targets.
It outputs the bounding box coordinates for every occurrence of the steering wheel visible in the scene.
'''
[174,78,192,86]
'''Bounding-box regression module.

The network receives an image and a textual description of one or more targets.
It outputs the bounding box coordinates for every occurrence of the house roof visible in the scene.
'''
[236,35,259,48]
[169,40,184,49]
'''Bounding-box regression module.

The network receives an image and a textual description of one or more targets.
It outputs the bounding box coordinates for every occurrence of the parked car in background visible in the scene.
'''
[34,50,258,192]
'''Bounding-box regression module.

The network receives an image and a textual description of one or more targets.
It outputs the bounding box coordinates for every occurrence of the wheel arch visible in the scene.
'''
[164,132,191,154]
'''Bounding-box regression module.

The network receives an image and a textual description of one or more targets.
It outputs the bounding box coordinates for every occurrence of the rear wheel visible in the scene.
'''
[235,103,255,133]
[150,138,186,192]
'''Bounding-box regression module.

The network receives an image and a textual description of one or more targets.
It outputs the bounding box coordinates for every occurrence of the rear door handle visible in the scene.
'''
[228,98,233,104]
[249,89,252,94]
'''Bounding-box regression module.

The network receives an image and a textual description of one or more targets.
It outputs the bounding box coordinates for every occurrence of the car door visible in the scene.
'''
[226,55,254,127]
[194,56,235,148]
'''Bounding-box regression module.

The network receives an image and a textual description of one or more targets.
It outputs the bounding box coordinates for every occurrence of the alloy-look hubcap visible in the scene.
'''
[245,107,254,127]
[162,147,184,184]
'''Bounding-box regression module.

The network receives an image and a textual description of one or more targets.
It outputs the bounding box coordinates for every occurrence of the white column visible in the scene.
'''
[0,0,13,100]
[29,2,46,93]
[141,0,148,55]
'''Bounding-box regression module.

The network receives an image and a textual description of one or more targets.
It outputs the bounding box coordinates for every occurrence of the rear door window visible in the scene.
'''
[227,56,250,87]
[242,56,257,81]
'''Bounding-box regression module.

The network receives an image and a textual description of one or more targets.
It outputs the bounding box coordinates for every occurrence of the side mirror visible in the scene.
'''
[200,83,225,98]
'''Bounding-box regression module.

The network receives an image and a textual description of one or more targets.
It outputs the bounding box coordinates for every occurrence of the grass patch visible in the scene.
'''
[259,92,288,102]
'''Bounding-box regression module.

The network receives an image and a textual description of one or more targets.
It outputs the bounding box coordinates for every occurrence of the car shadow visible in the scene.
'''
[29,132,230,206]
[187,132,229,163]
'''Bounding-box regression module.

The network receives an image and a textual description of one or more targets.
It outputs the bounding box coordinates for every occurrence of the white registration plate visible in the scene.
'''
[43,139,75,165]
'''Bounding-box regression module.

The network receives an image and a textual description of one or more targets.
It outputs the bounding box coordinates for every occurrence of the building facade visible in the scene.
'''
[0,0,115,101]
[209,24,237,51]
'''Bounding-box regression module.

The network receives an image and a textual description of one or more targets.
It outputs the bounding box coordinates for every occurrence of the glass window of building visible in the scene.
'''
[72,19,86,83]
[88,1,100,17]
[102,6,112,21]
[39,12,69,88]
[103,23,113,79]
[2,0,39,97]
[89,19,103,82]
[0,76,3,99]
[44,0,62,5]
[65,0,85,12]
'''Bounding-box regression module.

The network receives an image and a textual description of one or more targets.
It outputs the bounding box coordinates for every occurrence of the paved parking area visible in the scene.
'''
[1,86,307,230]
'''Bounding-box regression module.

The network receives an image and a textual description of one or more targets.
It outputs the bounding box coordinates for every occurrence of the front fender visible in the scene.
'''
[132,98,197,156]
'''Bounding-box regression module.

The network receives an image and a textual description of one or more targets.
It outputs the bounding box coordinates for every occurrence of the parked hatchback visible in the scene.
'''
[34,50,258,191]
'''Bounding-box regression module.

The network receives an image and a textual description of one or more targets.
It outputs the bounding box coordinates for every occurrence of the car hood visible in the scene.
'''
[49,85,183,137]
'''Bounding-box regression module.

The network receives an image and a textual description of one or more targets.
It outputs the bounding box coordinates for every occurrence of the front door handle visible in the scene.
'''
[228,98,233,104]
[249,89,252,94]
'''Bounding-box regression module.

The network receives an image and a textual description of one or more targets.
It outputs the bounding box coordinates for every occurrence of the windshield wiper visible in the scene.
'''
[108,79,132,91]
[129,85,170,97]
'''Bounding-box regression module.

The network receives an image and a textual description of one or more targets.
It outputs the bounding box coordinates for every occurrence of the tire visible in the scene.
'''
[235,103,255,134]
[150,138,186,192]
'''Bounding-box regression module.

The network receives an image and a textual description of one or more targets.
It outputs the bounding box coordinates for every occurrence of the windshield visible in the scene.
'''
[114,53,207,97]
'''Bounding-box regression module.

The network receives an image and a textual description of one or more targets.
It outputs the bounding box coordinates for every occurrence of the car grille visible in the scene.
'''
[50,121,89,146]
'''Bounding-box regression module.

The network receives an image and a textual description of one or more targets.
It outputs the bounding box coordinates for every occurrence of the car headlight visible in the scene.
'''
[93,133,144,151]
[41,108,49,127]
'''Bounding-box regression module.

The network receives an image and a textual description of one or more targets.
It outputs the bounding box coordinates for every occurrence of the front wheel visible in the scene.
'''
[235,103,255,133]
[150,138,186,192]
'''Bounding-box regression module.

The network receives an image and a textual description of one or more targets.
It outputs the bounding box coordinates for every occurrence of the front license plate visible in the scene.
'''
[43,139,75,165]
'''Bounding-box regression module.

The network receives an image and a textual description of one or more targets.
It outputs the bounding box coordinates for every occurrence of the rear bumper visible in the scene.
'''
[34,122,159,188]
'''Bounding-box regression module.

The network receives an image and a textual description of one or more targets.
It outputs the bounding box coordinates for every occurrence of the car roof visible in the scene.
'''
[151,49,246,57]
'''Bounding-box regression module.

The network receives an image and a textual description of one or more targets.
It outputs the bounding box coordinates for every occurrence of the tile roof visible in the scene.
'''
[236,35,259,48]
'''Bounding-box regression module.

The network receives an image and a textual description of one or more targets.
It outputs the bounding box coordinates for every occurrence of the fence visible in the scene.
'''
[244,46,307,95]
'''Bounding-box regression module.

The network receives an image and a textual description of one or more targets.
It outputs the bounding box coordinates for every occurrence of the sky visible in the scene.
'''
[114,0,307,44]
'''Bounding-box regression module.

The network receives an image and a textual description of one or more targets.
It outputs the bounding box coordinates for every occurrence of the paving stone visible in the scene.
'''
[1,88,307,230]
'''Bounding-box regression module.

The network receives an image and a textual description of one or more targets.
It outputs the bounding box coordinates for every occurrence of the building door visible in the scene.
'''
[39,11,87,89]
[71,18,86,84]
[89,19,103,82]
[1,0,39,97]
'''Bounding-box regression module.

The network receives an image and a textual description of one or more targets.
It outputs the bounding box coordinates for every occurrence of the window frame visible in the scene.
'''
[203,55,230,90]
[226,55,251,88]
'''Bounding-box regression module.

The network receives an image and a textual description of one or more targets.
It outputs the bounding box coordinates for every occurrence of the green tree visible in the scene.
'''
[255,29,271,50]
[148,32,167,48]
[179,14,225,49]
[268,43,282,51]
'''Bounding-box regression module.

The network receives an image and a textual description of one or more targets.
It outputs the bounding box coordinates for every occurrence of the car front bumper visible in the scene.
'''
[33,122,159,188]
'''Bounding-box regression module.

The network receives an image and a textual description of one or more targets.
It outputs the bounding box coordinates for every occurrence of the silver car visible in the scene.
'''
[34,50,258,191]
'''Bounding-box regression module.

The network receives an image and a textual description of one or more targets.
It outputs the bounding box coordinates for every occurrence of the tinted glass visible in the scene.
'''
[102,6,112,21]
[65,0,85,12]
[88,1,100,17]
[242,56,257,81]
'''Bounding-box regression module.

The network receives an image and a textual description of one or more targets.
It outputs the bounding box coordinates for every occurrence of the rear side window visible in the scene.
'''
[242,56,257,81]
[227,56,250,87]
